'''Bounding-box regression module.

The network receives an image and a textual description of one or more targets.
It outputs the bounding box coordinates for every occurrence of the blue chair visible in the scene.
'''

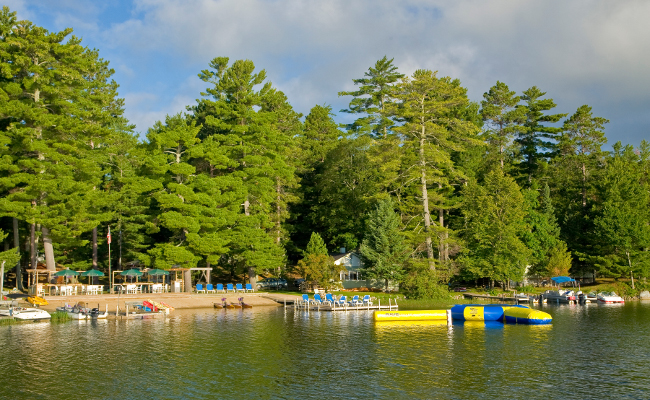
[362,294,373,306]
[236,283,245,292]
[349,295,361,306]
[226,283,234,293]
[206,284,216,294]
[336,295,347,306]
[196,284,206,294]
[312,294,324,305]
[301,294,309,305]
[324,293,334,305]
[245,283,253,292]
[216,283,225,293]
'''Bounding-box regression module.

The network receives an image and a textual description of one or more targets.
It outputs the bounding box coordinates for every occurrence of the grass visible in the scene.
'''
[50,311,71,323]
[0,317,19,326]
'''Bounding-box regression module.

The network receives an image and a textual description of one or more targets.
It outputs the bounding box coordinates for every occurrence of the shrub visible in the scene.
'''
[401,267,451,300]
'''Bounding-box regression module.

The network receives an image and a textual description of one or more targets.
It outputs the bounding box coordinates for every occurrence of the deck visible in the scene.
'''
[292,298,399,312]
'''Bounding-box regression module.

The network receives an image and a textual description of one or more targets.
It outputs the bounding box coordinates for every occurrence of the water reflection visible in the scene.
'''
[2,304,650,399]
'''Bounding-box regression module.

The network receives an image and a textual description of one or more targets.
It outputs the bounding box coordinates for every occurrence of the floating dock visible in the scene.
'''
[293,298,399,312]
[374,310,448,321]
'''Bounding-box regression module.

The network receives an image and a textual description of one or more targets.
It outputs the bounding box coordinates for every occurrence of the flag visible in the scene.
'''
[107,227,112,244]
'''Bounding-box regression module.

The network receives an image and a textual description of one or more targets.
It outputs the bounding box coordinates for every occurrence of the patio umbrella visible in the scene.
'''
[147,269,169,276]
[54,268,79,277]
[121,268,143,283]
[81,269,105,285]
[147,269,169,283]
[5,293,29,299]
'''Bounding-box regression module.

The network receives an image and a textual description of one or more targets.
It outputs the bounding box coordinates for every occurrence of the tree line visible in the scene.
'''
[1,7,648,296]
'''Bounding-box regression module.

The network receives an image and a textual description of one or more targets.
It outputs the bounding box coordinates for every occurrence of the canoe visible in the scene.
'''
[27,296,48,306]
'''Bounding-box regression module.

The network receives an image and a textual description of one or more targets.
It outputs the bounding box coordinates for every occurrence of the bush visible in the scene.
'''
[401,267,451,300]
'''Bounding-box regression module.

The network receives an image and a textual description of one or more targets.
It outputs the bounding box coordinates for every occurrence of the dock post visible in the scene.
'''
[379,299,381,310]
[126,304,129,319]
[446,309,452,326]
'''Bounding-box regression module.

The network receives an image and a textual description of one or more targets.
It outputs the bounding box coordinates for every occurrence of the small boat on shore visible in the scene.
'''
[597,291,624,304]
[239,297,252,308]
[0,307,51,320]
[543,289,577,304]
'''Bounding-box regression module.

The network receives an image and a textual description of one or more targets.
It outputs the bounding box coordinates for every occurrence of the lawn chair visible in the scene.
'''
[216,283,225,293]
[301,294,309,306]
[196,284,206,294]
[311,293,324,305]
[349,295,362,306]
[245,283,253,292]
[335,295,347,307]
[236,283,245,292]
[226,283,235,293]
[324,293,335,306]
[206,284,216,294]
[362,294,373,306]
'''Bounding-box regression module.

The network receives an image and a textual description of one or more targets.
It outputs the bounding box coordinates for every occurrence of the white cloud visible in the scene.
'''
[94,0,650,144]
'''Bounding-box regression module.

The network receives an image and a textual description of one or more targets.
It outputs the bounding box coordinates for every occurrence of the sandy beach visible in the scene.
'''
[36,291,301,313]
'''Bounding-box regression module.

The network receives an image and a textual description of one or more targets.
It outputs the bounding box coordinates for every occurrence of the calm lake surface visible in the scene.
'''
[1,302,650,399]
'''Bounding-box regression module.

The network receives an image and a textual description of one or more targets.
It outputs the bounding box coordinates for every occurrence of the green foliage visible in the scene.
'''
[305,232,328,256]
[592,144,650,283]
[360,198,407,290]
[515,86,567,185]
[50,311,71,323]
[460,168,531,284]
[401,266,451,300]
[480,81,526,168]
[391,69,481,268]
[296,253,342,290]
[339,56,403,138]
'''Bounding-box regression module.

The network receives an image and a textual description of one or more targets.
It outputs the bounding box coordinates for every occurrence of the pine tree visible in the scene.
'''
[0,7,130,271]
[391,70,480,270]
[191,57,293,282]
[592,144,650,288]
[515,86,566,185]
[480,81,526,169]
[359,198,407,291]
[460,169,531,287]
[296,232,340,289]
[339,56,403,138]
[521,184,571,278]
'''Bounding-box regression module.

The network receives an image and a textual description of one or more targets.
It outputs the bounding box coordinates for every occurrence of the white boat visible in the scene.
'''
[59,304,108,319]
[597,291,625,304]
[543,289,577,304]
[0,307,51,320]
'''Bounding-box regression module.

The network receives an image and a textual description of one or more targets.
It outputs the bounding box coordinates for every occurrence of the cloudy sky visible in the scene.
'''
[6,0,650,147]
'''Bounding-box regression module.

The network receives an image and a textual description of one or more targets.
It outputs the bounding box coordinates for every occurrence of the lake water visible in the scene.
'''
[1,302,650,399]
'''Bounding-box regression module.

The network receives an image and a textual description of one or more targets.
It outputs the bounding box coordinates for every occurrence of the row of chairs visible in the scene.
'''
[195,283,254,294]
[300,294,373,307]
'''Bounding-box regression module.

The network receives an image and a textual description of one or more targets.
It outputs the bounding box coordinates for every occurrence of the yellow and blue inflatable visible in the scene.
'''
[451,304,551,325]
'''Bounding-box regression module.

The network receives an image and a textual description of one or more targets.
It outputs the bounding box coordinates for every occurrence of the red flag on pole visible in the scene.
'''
[107,227,112,244]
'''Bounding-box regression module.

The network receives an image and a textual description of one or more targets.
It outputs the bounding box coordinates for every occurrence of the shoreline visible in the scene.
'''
[35,292,301,313]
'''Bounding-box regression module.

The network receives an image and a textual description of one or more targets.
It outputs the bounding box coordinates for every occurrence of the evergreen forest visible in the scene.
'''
[2,8,649,297]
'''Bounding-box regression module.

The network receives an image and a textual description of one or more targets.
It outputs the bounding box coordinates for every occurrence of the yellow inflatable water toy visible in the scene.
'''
[27,296,48,306]
[374,310,447,321]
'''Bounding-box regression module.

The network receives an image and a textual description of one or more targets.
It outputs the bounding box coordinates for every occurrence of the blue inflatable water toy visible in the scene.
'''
[451,304,552,325]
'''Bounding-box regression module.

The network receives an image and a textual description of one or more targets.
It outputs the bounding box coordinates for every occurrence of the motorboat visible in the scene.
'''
[543,289,577,304]
[597,291,625,304]
[0,307,51,320]
[577,291,598,304]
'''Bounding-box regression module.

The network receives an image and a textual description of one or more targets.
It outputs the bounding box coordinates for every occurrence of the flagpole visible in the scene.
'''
[108,226,112,294]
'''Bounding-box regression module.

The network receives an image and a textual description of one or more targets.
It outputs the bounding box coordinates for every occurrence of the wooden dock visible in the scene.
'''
[293,298,399,312]
[463,293,534,303]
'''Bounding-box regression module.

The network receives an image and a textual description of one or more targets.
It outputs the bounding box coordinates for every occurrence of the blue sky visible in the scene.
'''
[6,0,650,148]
